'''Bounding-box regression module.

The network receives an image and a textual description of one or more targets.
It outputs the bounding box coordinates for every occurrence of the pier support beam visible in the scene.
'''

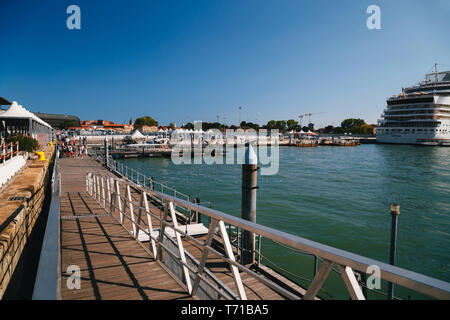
[241,144,258,265]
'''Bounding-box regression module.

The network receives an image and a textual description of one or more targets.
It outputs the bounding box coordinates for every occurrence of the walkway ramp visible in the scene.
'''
[59,157,191,300]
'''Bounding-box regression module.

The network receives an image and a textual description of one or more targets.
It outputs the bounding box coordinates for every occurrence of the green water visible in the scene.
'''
[119,144,450,299]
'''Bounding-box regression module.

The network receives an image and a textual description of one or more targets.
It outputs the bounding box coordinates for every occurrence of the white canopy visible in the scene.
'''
[0,101,52,129]
[130,129,145,139]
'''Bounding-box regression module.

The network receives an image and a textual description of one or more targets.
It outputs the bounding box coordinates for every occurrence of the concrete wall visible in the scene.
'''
[0,146,54,299]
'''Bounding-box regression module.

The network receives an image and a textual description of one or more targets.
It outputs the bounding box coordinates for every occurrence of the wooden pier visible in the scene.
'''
[35,153,448,301]
[58,157,298,300]
[59,157,192,300]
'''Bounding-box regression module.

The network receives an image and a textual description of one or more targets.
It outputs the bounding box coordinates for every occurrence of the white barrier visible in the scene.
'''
[0,155,26,188]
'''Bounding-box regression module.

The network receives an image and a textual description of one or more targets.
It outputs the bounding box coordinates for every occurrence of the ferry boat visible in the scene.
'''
[376,64,450,145]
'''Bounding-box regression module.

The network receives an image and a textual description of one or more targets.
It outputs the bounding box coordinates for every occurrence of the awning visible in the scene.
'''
[0,101,52,129]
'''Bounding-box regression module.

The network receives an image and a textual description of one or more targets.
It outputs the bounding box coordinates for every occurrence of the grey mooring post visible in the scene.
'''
[104,137,109,167]
[388,204,400,300]
[241,144,258,265]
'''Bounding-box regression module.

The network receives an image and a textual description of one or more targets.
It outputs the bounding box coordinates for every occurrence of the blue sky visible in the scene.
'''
[1,0,449,128]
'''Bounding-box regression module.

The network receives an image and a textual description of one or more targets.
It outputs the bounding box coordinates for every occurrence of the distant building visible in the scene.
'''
[34,112,81,129]
[80,120,133,133]
[133,124,158,133]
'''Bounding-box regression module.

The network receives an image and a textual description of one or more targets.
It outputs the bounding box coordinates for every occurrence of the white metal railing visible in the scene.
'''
[85,171,450,300]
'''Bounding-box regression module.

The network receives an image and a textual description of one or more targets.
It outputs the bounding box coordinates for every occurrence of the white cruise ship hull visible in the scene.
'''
[376,133,445,144]
[376,68,450,146]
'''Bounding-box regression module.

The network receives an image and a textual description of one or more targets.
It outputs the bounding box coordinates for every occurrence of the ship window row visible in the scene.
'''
[378,122,441,127]
[388,104,450,111]
[383,116,450,121]
[384,109,450,116]
[378,128,450,134]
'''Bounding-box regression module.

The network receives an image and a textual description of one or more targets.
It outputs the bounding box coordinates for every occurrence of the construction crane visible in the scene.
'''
[298,112,327,128]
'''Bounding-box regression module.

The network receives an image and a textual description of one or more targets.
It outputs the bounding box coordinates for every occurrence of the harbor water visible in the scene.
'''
[119,144,450,299]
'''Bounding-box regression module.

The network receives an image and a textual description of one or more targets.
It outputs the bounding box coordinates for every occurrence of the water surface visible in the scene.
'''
[120,144,450,299]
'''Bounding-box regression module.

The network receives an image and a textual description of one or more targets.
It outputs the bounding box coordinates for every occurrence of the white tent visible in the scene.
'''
[130,129,145,139]
[1,101,52,129]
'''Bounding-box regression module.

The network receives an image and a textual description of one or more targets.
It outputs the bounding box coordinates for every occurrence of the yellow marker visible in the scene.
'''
[36,151,47,161]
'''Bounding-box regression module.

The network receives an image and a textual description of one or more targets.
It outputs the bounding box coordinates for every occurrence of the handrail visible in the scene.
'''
[86,171,450,300]
[158,192,450,299]
[32,150,61,300]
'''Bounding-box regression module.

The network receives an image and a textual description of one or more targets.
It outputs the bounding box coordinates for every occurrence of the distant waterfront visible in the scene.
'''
[119,144,450,299]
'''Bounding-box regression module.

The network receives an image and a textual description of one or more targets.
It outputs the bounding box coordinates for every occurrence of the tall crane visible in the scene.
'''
[298,112,327,128]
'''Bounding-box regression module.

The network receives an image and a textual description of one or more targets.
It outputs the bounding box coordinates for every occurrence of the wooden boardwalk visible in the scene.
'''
[59,157,192,300]
[59,156,298,300]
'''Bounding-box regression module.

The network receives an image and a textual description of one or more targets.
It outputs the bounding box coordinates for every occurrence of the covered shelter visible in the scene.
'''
[130,129,145,140]
[0,101,54,147]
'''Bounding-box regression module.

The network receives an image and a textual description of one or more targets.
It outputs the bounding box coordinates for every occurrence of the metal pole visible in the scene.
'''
[388,204,400,300]
[313,256,318,277]
[104,137,109,167]
[149,177,154,190]
[241,144,258,265]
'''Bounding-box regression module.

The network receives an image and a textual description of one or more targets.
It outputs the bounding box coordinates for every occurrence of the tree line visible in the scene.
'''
[131,116,374,135]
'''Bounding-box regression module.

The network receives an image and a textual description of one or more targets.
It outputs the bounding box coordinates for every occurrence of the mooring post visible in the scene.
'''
[388,204,400,300]
[149,177,154,190]
[104,137,109,167]
[241,144,258,265]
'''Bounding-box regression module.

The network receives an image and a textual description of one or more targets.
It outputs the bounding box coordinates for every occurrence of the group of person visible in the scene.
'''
[58,136,88,158]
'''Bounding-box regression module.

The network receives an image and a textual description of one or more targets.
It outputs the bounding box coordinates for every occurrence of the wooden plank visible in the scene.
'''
[58,157,192,300]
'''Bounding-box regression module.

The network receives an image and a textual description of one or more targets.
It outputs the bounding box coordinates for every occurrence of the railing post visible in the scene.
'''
[191,218,219,297]
[96,175,101,202]
[126,185,137,236]
[168,201,192,294]
[115,180,123,223]
[101,177,106,208]
[218,220,247,300]
[388,204,400,300]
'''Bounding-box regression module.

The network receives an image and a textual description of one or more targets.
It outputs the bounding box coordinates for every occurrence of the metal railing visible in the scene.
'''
[0,140,19,163]
[85,169,450,300]
[32,150,61,300]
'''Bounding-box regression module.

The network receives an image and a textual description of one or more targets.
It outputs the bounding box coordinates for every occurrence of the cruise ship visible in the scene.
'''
[376,65,450,145]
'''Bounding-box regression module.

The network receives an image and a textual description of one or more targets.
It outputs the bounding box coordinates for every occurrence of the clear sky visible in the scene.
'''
[1,0,449,128]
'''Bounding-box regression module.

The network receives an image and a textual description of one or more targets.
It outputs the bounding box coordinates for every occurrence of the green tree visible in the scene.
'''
[135,116,158,127]
[287,119,299,131]
[61,120,75,129]
[265,120,277,130]
[169,123,176,130]
[324,125,334,134]
[7,135,39,152]
[352,124,373,135]
[341,118,366,131]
